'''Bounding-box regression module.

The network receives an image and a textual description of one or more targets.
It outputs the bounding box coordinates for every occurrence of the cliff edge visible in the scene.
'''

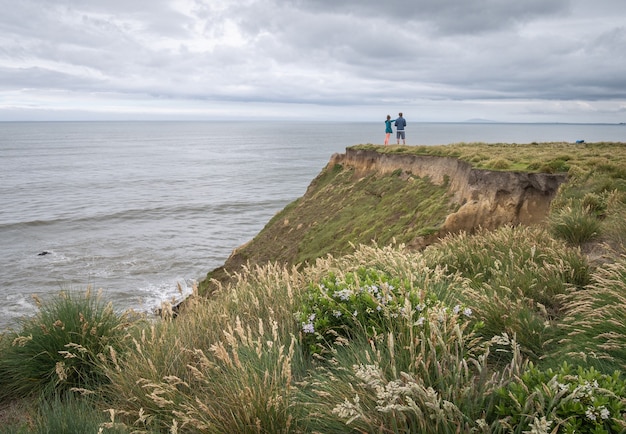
[333,147,567,234]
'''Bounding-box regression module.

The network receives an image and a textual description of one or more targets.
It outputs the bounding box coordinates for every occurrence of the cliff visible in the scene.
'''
[332,148,567,234]
[199,146,567,292]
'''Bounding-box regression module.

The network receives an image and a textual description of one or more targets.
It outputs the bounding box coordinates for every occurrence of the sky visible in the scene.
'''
[1,0,625,123]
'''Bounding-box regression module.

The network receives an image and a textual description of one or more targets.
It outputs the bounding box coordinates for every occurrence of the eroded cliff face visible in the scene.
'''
[330,148,567,235]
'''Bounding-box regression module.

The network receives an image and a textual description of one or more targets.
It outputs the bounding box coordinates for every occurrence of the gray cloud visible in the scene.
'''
[0,0,624,121]
[280,0,571,34]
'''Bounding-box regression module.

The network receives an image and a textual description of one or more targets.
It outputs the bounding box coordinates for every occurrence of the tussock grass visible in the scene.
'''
[556,256,626,372]
[0,289,131,401]
[100,269,310,432]
[549,204,602,244]
[420,226,590,361]
[600,191,626,251]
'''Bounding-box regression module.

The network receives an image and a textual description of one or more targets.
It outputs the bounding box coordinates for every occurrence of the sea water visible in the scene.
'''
[1,121,623,330]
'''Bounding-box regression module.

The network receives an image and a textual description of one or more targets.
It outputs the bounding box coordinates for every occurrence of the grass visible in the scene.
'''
[2,231,626,432]
[2,142,626,432]
[30,393,129,434]
[352,141,626,174]
[555,257,626,373]
[0,289,132,401]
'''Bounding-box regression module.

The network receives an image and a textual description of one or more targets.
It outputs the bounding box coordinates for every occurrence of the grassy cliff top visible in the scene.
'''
[352,141,626,173]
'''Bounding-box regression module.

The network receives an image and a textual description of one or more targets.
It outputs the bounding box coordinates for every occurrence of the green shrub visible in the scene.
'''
[296,266,471,355]
[0,290,131,400]
[492,363,626,433]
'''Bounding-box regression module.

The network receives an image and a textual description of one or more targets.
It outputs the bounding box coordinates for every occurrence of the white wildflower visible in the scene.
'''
[463,307,473,317]
[585,406,597,421]
[548,377,569,393]
[335,288,353,301]
[333,310,342,318]
[599,405,610,420]
[453,304,461,314]
[302,322,315,334]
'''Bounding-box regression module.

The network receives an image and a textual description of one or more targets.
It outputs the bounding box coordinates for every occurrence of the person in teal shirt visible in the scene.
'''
[384,115,393,145]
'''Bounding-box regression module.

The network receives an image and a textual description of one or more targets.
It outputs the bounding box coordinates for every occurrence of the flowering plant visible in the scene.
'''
[493,362,626,433]
[296,267,472,355]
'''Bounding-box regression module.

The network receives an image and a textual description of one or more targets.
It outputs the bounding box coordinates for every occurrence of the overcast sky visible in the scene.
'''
[1,0,625,122]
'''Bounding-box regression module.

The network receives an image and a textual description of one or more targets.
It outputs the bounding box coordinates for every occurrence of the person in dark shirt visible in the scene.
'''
[395,112,406,144]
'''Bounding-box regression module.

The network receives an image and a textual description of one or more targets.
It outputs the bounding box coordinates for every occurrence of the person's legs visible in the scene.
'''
[384,133,390,145]
[400,131,406,144]
[396,131,401,144]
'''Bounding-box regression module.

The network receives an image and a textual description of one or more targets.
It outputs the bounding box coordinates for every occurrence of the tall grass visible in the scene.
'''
[100,268,310,433]
[0,289,131,400]
[95,233,601,433]
[420,226,591,362]
[555,256,626,373]
[2,229,625,432]
[601,191,626,251]
[299,307,526,433]
[34,393,129,434]
[549,204,601,244]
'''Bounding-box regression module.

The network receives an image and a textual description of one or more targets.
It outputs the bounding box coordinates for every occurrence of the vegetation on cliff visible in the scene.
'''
[1,141,626,433]
[199,141,625,294]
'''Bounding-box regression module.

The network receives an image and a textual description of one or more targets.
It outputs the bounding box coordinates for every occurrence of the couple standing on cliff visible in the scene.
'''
[384,113,407,145]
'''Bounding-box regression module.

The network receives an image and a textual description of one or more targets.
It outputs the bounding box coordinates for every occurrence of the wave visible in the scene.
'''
[0,199,287,231]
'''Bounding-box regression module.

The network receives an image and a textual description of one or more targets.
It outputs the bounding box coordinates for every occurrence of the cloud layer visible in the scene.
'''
[1,0,625,122]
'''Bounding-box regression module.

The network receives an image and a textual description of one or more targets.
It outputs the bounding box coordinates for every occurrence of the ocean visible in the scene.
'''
[1,121,624,331]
